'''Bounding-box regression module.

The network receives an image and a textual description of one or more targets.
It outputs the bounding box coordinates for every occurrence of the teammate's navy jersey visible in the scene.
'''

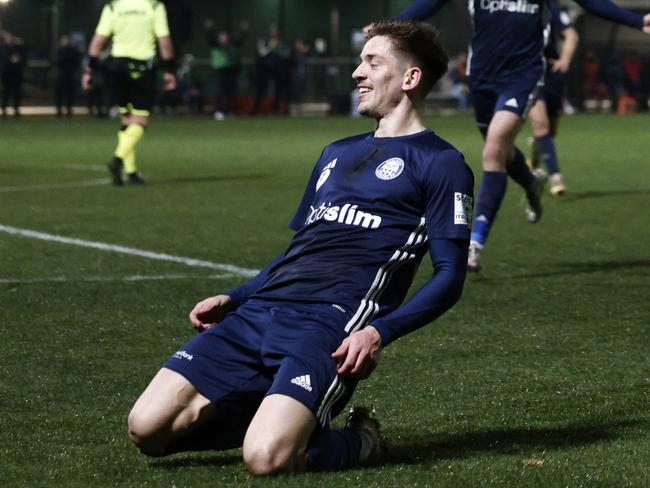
[398,0,644,86]
[545,0,572,61]
[253,130,474,324]
[398,0,550,85]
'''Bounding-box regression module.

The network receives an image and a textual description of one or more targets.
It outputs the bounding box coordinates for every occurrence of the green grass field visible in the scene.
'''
[1,114,649,487]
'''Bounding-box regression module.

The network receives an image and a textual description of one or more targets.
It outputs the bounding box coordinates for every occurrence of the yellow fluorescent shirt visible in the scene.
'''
[95,0,170,60]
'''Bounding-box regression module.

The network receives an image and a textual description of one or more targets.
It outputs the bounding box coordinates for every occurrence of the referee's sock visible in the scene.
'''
[506,147,535,189]
[470,171,507,246]
[306,427,362,470]
[534,135,560,175]
[115,123,145,174]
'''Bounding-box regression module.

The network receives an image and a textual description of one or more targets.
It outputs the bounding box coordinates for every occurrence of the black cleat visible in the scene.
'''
[107,157,124,186]
[525,168,547,223]
[345,406,386,465]
[127,172,145,185]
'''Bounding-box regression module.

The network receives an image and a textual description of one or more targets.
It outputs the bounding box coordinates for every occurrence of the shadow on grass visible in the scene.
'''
[565,189,650,201]
[511,259,650,279]
[149,452,242,469]
[155,173,270,186]
[383,419,644,465]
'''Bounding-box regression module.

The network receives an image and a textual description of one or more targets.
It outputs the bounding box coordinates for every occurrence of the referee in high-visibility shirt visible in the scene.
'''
[82,0,176,185]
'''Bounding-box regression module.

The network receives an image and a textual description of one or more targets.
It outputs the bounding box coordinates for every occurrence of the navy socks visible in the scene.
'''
[470,171,507,245]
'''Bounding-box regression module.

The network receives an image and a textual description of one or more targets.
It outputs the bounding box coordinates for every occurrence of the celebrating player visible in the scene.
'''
[127,20,474,474]
[398,0,650,271]
[82,0,176,185]
[527,0,579,196]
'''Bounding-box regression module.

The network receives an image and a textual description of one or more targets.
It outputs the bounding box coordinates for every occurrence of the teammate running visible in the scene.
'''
[527,0,579,196]
[127,20,474,474]
[398,0,650,271]
[82,0,176,185]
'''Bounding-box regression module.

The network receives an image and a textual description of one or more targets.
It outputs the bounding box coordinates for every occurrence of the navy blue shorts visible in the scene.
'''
[470,70,544,134]
[164,299,357,428]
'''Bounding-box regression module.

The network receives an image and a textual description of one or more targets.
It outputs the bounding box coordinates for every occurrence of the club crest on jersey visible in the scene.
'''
[375,158,404,181]
[316,158,337,192]
[454,192,474,228]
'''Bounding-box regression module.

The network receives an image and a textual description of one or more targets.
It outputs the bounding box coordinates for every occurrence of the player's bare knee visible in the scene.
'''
[530,118,549,137]
[482,141,507,171]
[243,440,297,475]
[127,407,167,456]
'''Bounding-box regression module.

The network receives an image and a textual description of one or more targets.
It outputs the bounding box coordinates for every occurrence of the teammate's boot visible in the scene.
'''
[549,172,566,196]
[467,240,483,272]
[525,168,548,223]
[107,157,124,186]
[345,406,386,465]
[127,172,146,185]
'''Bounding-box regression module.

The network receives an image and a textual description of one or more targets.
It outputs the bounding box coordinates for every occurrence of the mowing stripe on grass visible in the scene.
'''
[0,178,111,193]
[0,224,259,278]
[0,273,238,284]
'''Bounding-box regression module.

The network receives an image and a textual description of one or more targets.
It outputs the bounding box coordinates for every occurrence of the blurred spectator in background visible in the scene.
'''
[251,26,291,115]
[85,47,110,117]
[449,52,469,111]
[290,38,310,114]
[582,50,610,110]
[621,55,643,107]
[177,53,204,114]
[55,35,81,118]
[0,31,26,118]
[205,19,248,119]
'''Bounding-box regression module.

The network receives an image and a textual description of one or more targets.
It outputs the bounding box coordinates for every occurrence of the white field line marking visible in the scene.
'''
[4,163,105,172]
[63,164,106,172]
[0,273,238,284]
[0,224,259,278]
[0,178,111,193]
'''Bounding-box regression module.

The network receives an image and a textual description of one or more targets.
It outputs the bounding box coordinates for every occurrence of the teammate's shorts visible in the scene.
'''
[164,299,357,429]
[540,71,566,119]
[470,69,544,135]
[110,57,156,116]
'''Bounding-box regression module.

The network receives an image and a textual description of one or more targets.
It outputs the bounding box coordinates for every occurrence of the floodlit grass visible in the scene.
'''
[1,114,649,487]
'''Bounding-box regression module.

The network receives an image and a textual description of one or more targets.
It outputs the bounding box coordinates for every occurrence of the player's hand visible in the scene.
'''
[332,326,382,380]
[363,23,374,37]
[551,58,570,74]
[188,294,234,331]
[163,72,176,91]
[643,13,650,34]
[81,72,93,91]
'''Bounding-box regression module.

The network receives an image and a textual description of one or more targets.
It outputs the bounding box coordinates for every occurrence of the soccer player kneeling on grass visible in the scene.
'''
[127,20,474,474]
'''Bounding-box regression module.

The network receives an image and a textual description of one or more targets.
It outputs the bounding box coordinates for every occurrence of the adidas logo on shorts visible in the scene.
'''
[291,374,313,392]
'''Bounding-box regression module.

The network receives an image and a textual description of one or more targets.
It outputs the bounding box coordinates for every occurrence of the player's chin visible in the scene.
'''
[357,105,378,118]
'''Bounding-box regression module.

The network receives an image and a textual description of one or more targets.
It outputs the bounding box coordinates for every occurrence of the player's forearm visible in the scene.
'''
[87,34,109,59]
[371,239,468,346]
[575,0,644,30]
[560,28,579,66]
[158,36,175,61]
[396,0,450,20]
[224,252,285,307]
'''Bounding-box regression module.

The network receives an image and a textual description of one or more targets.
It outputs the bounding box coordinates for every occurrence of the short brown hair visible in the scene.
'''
[367,20,449,96]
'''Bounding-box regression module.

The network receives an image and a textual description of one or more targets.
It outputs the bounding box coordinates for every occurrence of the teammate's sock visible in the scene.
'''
[306,427,362,470]
[506,147,535,190]
[534,135,560,175]
[470,171,507,246]
[115,123,145,169]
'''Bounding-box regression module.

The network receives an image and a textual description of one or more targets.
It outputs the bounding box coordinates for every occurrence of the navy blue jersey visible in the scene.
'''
[252,130,474,328]
[398,0,644,86]
[545,0,573,61]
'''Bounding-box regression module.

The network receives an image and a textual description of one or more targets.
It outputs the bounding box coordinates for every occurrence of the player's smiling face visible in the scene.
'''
[352,35,410,118]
